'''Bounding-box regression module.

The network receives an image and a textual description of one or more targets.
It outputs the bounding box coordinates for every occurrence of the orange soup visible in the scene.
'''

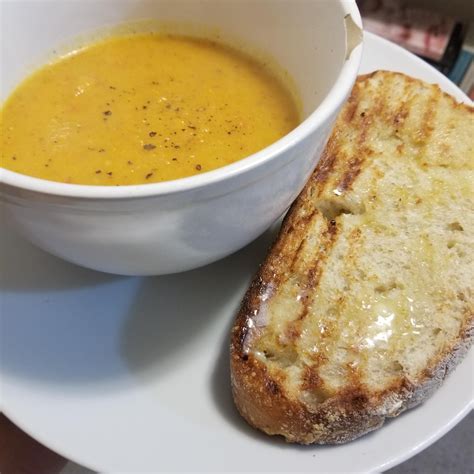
[1,33,300,185]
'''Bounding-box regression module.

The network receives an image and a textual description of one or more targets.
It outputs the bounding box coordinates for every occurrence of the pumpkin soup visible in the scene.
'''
[1,33,300,185]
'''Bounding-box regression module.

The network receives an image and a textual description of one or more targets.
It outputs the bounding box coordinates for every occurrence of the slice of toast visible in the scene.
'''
[230,71,474,444]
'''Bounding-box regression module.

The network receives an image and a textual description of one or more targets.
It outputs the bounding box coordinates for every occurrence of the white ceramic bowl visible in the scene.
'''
[1,0,363,276]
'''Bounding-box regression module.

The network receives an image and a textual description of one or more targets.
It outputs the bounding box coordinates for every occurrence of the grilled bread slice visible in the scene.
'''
[230,71,474,444]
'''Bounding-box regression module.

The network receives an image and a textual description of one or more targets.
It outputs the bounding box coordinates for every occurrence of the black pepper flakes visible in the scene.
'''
[103,110,112,116]
[11,156,16,161]
[195,164,202,171]
[143,144,156,151]
[98,148,106,153]
[127,161,133,165]
[145,172,154,179]
[107,171,113,176]
[95,170,102,174]
[149,131,157,137]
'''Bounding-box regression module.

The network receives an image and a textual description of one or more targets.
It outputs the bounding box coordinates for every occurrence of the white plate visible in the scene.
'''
[1,32,473,473]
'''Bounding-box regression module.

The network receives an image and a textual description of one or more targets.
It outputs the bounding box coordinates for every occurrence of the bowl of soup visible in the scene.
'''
[0,0,363,275]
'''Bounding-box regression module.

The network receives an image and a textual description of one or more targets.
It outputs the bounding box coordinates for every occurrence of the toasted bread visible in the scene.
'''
[230,71,474,444]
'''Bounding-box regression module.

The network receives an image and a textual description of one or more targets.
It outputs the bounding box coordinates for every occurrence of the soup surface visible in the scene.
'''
[1,33,300,185]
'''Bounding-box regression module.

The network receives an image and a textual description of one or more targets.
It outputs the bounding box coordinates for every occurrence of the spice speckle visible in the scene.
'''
[143,144,156,150]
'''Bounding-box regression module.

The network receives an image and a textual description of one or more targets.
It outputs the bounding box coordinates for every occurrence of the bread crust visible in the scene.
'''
[230,71,474,444]
[231,317,473,444]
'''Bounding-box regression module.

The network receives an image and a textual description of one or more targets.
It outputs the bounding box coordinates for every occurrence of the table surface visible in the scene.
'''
[60,411,473,473]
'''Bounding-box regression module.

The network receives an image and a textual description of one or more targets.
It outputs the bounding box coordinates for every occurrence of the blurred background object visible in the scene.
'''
[409,0,474,22]
[357,0,474,98]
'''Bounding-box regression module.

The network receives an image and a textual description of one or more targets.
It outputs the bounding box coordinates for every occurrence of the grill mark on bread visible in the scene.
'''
[281,220,341,348]
[301,364,323,391]
[394,107,409,126]
[320,227,364,368]
[296,219,339,324]
[419,90,439,144]
[337,156,365,192]
[335,87,380,192]
[266,378,280,395]
[343,93,359,123]
[283,320,303,342]
[313,150,338,191]
[300,364,333,405]
[289,238,306,272]
[281,220,341,347]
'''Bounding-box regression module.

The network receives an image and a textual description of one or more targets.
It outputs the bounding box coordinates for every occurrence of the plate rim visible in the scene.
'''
[1,31,473,474]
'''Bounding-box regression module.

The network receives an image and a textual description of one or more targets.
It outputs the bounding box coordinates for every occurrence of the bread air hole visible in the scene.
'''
[301,387,331,405]
[316,198,366,221]
[447,221,464,232]
[260,347,298,368]
[375,281,404,293]
[391,360,404,373]
[447,240,456,249]
[456,248,466,258]
[447,240,466,257]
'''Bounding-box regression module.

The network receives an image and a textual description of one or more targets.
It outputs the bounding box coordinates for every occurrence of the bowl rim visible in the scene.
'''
[1,0,363,200]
